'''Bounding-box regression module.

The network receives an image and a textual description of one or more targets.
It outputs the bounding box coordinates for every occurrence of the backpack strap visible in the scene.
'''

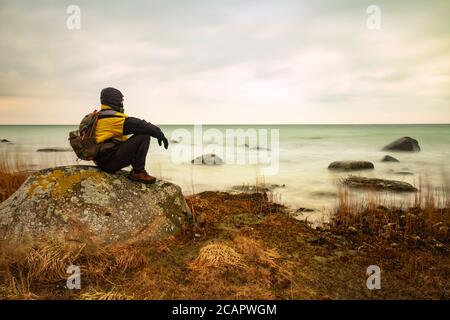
[97,109,123,119]
[84,110,100,138]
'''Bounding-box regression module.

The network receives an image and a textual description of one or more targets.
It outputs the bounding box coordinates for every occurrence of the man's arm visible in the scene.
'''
[123,117,169,149]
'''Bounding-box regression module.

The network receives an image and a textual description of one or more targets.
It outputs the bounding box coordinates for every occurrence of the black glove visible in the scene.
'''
[158,136,169,149]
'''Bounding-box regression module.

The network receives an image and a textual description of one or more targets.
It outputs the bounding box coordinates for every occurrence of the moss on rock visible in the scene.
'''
[0,165,192,244]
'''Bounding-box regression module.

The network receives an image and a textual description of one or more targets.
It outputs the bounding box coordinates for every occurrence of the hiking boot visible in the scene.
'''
[128,169,156,184]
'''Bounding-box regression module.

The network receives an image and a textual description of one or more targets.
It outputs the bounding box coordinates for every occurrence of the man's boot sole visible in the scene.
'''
[127,175,157,184]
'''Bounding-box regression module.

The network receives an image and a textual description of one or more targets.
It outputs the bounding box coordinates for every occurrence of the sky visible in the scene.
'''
[0,0,449,124]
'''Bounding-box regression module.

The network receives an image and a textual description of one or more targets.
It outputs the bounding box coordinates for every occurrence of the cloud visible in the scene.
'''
[0,0,449,124]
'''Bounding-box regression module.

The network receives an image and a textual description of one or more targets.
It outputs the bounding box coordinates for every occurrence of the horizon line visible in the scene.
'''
[0,123,449,126]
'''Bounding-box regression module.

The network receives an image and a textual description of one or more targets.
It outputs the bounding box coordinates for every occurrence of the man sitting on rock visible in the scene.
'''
[93,87,169,184]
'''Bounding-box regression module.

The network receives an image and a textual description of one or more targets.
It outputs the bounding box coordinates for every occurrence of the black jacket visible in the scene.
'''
[123,117,165,140]
[95,117,166,163]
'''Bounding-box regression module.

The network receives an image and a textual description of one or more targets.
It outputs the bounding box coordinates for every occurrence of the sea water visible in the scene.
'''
[1,124,449,219]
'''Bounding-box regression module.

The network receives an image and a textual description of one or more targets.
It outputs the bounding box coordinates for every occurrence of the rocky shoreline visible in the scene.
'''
[0,136,448,299]
[0,183,448,299]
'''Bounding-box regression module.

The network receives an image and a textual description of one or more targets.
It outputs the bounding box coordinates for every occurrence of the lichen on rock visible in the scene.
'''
[0,165,192,245]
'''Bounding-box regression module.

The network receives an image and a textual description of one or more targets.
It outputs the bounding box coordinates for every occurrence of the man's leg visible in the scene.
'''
[129,134,150,171]
[99,134,150,173]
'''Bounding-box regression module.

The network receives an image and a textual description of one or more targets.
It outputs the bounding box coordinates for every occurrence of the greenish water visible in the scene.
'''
[1,124,449,220]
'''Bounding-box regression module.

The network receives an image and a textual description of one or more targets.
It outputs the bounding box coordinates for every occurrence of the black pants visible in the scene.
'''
[96,134,150,173]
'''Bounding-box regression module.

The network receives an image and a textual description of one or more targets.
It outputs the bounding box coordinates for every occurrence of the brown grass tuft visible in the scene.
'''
[0,238,148,299]
[332,183,450,251]
[190,243,246,269]
[0,151,30,202]
[80,289,135,300]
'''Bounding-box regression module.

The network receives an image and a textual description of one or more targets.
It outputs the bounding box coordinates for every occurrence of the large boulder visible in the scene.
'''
[0,166,192,244]
[328,161,374,171]
[382,137,420,152]
[342,176,417,192]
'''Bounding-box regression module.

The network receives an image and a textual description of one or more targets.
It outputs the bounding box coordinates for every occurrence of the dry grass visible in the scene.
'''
[184,236,293,300]
[331,184,450,251]
[0,239,148,299]
[326,182,449,299]
[80,289,135,300]
[0,151,30,202]
[0,188,449,300]
[190,243,246,269]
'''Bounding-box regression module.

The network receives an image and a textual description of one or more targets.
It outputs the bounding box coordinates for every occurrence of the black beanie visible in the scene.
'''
[100,87,124,112]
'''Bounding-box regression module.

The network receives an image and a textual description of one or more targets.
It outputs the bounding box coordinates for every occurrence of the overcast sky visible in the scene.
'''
[0,0,449,124]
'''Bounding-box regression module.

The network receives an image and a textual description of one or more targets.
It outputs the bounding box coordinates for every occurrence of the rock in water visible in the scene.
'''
[231,183,285,193]
[342,176,417,192]
[382,137,421,152]
[170,136,182,143]
[382,155,399,162]
[191,153,224,165]
[0,166,192,244]
[36,147,72,152]
[250,146,271,151]
[394,171,414,176]
[328,161,374,171]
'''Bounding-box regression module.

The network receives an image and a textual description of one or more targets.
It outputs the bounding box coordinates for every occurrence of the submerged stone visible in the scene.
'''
[342,175,417,192]
[36,147,72,152]
[382,137,421,152]
[191,153,224,165]
[328,161,374,171]
[382,155,399,162]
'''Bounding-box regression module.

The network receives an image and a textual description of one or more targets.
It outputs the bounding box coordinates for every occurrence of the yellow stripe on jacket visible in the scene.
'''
[95,105,129,144]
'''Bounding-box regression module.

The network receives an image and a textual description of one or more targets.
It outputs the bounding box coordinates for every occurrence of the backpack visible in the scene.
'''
[69,110,101,161]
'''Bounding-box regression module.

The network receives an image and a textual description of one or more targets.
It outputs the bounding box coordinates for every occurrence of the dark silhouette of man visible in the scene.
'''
[93,87,168,184]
